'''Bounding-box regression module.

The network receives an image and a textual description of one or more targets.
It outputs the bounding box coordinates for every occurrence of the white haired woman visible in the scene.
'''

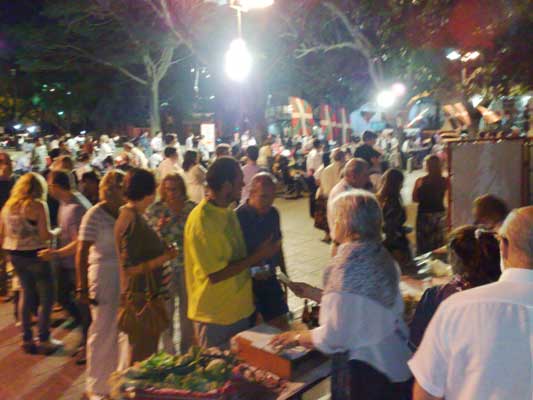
[271,190,412,399]
[76,170,129,399]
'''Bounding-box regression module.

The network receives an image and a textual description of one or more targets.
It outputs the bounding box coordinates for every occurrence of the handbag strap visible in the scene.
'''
[143,263,159,299]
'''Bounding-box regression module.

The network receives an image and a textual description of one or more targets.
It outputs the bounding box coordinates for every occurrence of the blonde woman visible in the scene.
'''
[76,170,129,399]
[146,173,196,354]
[0,173,61,354]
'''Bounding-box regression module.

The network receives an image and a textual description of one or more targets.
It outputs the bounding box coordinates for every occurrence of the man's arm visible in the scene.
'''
[413,382,443,400]
[208,239,281,284]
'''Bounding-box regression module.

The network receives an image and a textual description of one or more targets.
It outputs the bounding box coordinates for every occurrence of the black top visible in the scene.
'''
[354,144,380,166]
[0,178,14,210]
[236,203,282,269]
[417,177,447,213]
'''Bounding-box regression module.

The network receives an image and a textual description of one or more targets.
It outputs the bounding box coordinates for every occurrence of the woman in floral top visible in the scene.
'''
[146,173,196,354]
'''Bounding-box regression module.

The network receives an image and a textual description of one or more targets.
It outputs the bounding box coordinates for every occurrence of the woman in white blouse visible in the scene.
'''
[76,170,129,399]
[272,189,412,399]
[182,150,206,204]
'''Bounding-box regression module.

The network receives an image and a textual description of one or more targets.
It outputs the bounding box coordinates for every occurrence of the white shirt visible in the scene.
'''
[149,153,163,169]
[317,161,343,198]
[151,136,163,153]
[306,148,322,175]
[409,268,533,400]
[311,290,412,382]
[241,163,262,204]
[157,158,181,180]
[131,147,148,168]
[185,135,194,150]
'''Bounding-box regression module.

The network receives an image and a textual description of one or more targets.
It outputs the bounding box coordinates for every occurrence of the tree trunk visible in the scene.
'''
[149,79,161,134]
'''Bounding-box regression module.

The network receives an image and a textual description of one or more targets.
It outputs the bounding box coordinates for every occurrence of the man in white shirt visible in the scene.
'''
[409,206,533,400]
[240,145,262,204]
[185,132,195,150]
[305,139,322,176]
[151,131,163,153]
[158,146,181,180]
[327,158,369,231]
[163,133,183,166]
[305,139,322,218]
[316,148,345,198]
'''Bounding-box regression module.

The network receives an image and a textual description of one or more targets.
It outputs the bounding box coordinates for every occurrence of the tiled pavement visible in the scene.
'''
[0,170,424,399]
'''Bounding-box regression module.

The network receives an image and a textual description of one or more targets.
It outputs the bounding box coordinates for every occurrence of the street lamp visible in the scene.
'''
[446,49,481,86]
[225,38,252,82]
[376,90,396,109]
[446,50,461,61]
[225,0,274,81]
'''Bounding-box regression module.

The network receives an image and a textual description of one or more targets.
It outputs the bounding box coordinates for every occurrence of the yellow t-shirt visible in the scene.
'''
[184,199,253,325]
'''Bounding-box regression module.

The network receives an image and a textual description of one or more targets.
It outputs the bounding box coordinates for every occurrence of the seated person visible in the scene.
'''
[409,225,501,348]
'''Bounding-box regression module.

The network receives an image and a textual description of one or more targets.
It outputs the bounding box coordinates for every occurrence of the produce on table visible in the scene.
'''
[110,346,286,399]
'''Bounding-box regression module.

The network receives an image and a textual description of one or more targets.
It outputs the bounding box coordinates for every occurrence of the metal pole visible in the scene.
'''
[237,8,243,38]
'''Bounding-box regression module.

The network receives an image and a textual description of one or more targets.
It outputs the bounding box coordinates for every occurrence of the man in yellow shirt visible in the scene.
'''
[184,157,280,348]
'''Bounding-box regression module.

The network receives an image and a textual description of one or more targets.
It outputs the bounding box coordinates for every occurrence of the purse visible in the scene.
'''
[117,265,170,342]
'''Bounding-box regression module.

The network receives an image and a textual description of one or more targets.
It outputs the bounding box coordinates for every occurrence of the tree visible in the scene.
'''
[12,0,193,133]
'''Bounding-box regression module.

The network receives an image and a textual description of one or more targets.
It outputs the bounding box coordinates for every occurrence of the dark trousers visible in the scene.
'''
[306,176,317,217]
[56,266,91,344]
[348,360,412,400]
[10,254,54,342]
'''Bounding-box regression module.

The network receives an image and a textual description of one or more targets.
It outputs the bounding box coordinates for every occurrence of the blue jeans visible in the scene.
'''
[10,253,54,342]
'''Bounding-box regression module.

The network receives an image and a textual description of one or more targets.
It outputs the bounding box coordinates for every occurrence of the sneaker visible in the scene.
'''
[38,338,64,355]
[21,341,37,354]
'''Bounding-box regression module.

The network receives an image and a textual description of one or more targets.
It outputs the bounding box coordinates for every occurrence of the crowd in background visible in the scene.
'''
[0,126,530,400]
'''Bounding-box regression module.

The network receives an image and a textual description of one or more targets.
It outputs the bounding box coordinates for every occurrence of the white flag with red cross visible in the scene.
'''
[289,96,314,136]
[319,104,336,141]
[335,107,350,144]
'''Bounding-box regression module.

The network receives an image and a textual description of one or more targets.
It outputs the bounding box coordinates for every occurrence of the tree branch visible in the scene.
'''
[60,44,148,85]
[292,1,384,88]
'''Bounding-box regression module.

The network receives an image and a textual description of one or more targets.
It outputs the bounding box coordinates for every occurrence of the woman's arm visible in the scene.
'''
[412,177,423,203]
[34,201,59,241]
[75,240,93,303]
[287,281,323,302]
[123,249,177,277]
[114,208,178,277]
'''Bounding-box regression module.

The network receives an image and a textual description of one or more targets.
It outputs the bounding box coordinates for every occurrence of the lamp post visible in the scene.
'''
[225,0,274,81]
[224,0,274,135]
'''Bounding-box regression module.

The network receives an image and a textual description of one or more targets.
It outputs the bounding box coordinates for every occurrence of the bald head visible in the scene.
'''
[250,172,276,193]
[248,172,277,214]
[499,206,533,269]
[344,158,369,189]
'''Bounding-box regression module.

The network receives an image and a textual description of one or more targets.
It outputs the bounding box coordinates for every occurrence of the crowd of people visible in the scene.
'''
[0,128,530,400]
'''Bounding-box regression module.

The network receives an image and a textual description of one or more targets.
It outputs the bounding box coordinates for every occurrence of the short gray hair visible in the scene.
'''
[499,206,533,265]
[331,189,382,243]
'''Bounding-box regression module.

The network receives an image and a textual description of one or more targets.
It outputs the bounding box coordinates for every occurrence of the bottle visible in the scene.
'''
[302,299,311,326]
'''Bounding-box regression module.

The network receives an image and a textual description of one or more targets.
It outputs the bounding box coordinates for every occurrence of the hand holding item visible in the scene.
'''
[37,248,55,261]
[164,244,179,262]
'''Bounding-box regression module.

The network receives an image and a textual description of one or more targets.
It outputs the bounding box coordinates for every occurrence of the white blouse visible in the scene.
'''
[311,290,412,382]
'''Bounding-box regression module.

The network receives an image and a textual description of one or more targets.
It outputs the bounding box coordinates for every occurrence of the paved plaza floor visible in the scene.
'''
[0,170,423,400]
